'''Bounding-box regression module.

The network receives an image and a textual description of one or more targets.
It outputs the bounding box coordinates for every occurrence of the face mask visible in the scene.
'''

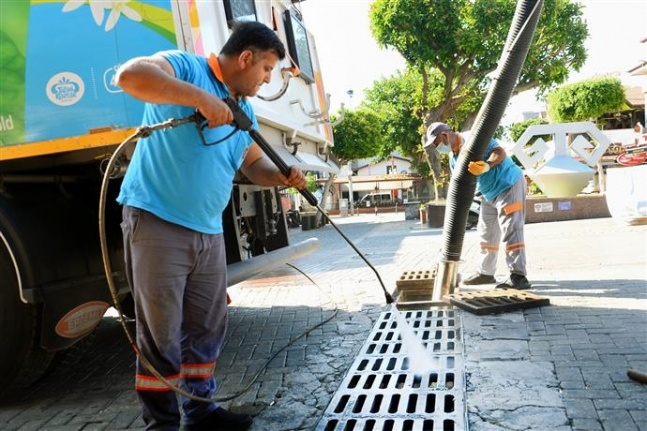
[436,142,451,155]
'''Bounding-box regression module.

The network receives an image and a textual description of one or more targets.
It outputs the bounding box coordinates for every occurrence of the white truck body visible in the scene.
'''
[0,0,336,401]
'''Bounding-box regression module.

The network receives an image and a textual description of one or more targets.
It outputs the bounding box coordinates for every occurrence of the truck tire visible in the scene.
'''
[0,236,54,403]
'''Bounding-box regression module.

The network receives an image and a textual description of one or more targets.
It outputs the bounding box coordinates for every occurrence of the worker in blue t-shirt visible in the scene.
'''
[116,22,306,431]
[424,122,531,290]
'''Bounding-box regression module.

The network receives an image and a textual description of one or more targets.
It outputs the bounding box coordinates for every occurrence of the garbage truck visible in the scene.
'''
[0,0,337,401]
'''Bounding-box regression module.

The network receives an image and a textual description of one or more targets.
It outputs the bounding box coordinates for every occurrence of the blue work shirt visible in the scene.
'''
[117,50,258,234]
[449,138,522,202]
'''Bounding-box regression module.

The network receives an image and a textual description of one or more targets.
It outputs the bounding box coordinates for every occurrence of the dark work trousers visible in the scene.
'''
[476,175,528,277]
[121,206,228,430]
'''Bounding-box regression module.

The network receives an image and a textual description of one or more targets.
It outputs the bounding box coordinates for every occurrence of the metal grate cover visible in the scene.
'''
[316,310,467,431]
[396,270,435,287]
[395,270,435,303]
[445,288,550,315]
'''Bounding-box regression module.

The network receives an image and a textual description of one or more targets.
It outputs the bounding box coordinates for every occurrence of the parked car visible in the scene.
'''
[355,192,400,207]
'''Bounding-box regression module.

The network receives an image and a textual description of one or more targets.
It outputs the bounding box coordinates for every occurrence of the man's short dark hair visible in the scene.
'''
[221,21,286,60]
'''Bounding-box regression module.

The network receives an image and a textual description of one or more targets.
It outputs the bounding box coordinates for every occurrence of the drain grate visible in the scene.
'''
[318,417,458,431]
[315,310,467,431]
[444,288,550,315]
[361,310,461,355]
[394,270,435,303]
[397,270,435,286]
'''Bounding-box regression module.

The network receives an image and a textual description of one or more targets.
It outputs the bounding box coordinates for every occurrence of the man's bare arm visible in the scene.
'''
[241,144,306,189]
[116,54,232,127]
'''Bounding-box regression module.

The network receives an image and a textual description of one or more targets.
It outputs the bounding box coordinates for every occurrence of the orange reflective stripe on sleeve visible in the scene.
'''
[503,201,523,215]
[181,362,216,379]
[135,373,180,392]
[506,242,525,252]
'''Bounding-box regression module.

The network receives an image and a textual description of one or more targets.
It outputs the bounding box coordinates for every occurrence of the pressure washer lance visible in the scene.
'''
[222,102,433,376]
[99,102,394,405]
[217,102,443,376]
[223,97,393,305]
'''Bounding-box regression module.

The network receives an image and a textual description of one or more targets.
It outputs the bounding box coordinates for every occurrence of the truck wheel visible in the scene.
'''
[0,237,54,403]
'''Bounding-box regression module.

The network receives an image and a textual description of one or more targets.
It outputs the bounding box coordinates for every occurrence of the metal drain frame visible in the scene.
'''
[445,288,550,315]
[394,270,436,303]
[315,310,468,431]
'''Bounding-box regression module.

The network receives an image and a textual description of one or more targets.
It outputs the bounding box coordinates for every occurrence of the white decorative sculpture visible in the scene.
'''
[512,122,611,197]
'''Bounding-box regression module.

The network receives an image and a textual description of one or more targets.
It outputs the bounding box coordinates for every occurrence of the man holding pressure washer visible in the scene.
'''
[425,122,531,290]
[115,21,306,431]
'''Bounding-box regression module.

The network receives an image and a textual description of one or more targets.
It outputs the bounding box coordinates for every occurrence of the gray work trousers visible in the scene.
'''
[121,206,227,430]
[477,176,528,277]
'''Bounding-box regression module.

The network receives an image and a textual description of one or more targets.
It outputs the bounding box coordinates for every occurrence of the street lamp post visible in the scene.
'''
[347,161,354,216]
[345,90,355,215]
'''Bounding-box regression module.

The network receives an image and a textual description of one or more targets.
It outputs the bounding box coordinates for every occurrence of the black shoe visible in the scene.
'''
[185,407,253,431]
[462,273,497,285]
[496,273,531,290]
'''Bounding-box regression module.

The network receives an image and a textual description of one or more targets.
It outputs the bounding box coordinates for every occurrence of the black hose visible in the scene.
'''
[99,109,396,405]
[223,98,394,304]
[99,122,343,403]
[441,0,543,262]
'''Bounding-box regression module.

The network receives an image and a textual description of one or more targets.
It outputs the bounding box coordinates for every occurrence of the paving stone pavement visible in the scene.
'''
[0,213,645,431]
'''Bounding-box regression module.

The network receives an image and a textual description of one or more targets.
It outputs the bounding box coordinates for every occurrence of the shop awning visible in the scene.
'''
[295,151,340,174]
[332,174,421,191]
[271,145,340,174]
[341,180,415,192]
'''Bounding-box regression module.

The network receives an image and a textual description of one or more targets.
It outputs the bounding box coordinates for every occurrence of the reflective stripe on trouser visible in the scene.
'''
[121,206,227,430]
[476,176,527,276]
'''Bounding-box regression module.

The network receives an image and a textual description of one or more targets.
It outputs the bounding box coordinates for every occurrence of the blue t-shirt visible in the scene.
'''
[117,50,258,234]
[449,138,522,202]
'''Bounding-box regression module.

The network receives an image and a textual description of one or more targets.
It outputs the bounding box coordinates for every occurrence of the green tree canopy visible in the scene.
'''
[507,117,550,142]
[330,0,589,199]
[330,107,386,165]
[369,0,588,126]
[363,70,426,169]
[546,76,626,123]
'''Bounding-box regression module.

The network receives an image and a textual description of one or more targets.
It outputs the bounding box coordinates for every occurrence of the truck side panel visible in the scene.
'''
[1,1,177,148]
[0,0,336,402]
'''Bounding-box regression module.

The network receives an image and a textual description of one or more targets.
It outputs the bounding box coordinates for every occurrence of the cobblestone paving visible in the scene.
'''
[0,213,644,431]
